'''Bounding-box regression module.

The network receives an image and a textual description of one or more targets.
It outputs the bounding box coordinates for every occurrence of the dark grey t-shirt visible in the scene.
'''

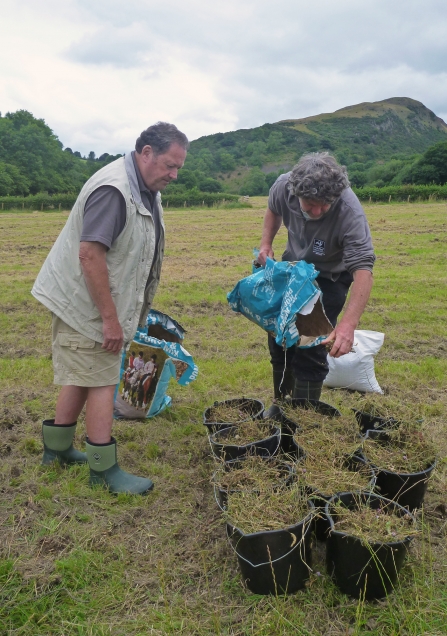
[81,152,161,252]
[268,173,375,280]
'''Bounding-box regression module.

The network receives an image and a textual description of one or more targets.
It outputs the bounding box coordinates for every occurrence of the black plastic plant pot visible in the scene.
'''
[325,492,416,600]
[212,458,295,511]
[363,430,436,511]
[309,455,377,542]
[209,425,280,462]
[353,409,400,435]
[226,503,314,595]
[278,398,341,454]
[203,398,264,434]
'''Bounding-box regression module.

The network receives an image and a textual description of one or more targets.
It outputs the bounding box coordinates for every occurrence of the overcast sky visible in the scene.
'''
[1,0,447,155]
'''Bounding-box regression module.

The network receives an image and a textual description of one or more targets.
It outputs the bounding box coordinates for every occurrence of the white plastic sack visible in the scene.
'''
[323,330,384,393]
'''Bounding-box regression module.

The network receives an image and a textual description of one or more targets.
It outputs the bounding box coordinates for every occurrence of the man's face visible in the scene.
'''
[298,197,332,220]
[137,143,187,191]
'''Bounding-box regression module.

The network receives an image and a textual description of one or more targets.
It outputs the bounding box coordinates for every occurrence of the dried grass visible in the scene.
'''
[292,416,360,460]
[330,498,419,545]
[205,400,259,424]
[213,456,291,492]
[362,424,437,473]
[294,457,374,495]
[223,419,276,445]
[225,483,310,534]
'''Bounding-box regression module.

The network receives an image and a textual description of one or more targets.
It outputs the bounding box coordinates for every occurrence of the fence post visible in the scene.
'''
[388,195,391,203]
[41,202,43,211]
[184,201,186,207]
[408,195,410,202]
[202,200,205,206]
[369,196,371,203]
[59,203,61,210]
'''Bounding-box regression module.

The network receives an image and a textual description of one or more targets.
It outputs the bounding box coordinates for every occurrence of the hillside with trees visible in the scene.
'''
[0,110,121,196]
[1,98,447,202]
[170,97,447,196]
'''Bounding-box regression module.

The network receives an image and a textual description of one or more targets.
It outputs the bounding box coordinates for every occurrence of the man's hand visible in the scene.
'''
[321,323,355,358]
[321,269,373,358]
[258,245,275,266]
[102,317,124,354]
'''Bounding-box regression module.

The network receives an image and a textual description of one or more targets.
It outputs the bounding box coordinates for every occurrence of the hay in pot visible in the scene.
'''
[294,455,374,496]
[361,424,437,474]
[223,418,277,446]
[291,416,361,462]
[205,399,262,424]
[213,456,292,493]
[225,482,309,534]
[329,495,418,545]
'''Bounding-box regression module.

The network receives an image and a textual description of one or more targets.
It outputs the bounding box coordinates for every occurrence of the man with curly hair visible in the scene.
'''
[258,152,375,405]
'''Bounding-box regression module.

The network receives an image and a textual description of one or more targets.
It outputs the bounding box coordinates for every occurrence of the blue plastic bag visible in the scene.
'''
[227,257,331,349]
[114,310,198,419]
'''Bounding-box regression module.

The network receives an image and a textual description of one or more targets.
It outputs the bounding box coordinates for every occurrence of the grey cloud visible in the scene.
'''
[27,0,447,149]
[64,0,447,80]
[65,23,159,68]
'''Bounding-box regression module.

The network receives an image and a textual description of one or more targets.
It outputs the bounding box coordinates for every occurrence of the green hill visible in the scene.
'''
[2,99,447,199]
[178,97,447,194]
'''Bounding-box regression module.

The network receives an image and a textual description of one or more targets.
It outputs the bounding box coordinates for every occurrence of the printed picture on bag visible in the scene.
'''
[115,344,169,418]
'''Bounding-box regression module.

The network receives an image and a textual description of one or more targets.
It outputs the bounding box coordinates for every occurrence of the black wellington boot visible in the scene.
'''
[292,380,323,401]
[264,366,295,418]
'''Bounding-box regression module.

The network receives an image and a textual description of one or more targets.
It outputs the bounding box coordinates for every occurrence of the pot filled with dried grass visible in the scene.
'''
[209,419,280,461]
[325,492,418,599]
[279,398,341,454]
[203,397,264,434]
[351,395,420,435]
[294,453,377,540]
[360,425,437,510]
[212,455,296,511]
[225,483,314,595]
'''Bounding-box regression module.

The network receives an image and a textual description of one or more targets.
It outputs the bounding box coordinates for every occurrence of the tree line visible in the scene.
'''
[1,109,447,200]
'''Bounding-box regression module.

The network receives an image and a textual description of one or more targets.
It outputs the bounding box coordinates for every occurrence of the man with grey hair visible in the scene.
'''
[258,152,375,406]
[32,122,188,494]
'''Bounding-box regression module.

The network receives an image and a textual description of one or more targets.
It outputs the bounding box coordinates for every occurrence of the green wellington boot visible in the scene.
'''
[86,437,154,495]
[292,380,323,401]
[42,419,87,465]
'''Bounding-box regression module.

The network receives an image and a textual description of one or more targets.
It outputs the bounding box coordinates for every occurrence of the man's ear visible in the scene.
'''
[140,145,154,162]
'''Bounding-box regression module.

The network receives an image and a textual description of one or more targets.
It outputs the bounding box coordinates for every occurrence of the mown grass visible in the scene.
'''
[1,199,447,635]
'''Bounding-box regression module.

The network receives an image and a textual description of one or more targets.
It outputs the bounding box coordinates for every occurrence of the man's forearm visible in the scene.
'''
[338,269,373,330]
[79,242,117,321]
[79,241,123,353]
[258,208,282,264]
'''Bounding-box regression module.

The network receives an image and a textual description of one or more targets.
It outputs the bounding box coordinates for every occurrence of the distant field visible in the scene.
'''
[0,199,446,635]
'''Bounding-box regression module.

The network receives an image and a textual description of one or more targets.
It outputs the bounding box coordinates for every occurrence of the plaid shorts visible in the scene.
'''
[52,314,121,387]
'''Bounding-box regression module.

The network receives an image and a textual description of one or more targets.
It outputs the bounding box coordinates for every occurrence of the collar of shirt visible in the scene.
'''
[131,151,157,207]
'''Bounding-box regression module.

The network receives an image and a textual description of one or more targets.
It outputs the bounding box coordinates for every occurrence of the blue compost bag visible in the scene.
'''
[114,310,198,419]
[227,257,331,349]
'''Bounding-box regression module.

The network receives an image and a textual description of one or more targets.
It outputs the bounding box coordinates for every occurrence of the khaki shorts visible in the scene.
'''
[52,314,121,387]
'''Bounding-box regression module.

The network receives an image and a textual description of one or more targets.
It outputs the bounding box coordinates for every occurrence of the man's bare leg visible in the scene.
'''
[84,385,116,444]
[55,385,89,424]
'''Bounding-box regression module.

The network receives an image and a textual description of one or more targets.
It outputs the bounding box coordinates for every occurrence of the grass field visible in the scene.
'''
[1,199,447,635]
